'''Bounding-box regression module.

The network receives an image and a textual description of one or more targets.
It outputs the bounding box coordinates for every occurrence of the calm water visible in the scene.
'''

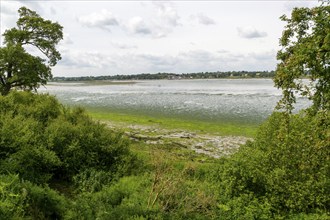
[39,79,310,124]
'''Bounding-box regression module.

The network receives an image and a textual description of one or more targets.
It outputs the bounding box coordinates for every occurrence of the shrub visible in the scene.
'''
[0,174,26,219]
[214,111,330,218]
[0,174,68,219]
[0,114,61,184]
[68,175,156,220]
[0,91,137,186]
[0,91,62,124]
[23,181,68,219]
[45,110,133,182]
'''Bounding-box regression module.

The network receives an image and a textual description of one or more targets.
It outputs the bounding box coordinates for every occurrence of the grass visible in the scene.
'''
[87,108,259,138]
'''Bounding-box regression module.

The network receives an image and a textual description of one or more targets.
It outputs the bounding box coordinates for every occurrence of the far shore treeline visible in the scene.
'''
[52,70,275,81]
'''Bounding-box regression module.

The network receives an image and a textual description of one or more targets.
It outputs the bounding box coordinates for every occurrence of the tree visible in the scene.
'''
[213,3,330,218]
[0,7,63,95]
[274,2,330,113]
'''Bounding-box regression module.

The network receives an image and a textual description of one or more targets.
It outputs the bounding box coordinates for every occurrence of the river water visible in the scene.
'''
[39,79,310,125]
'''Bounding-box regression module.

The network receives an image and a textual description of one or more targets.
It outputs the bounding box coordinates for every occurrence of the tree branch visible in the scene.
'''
[0,75,6,85]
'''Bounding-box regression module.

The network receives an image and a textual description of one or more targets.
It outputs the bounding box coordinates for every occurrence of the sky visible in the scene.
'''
[0,0,319,77]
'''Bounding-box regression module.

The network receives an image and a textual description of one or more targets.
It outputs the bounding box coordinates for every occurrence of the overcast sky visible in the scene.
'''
[0,0,319,77]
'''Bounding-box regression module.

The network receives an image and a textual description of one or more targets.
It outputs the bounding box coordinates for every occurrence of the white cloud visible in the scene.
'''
[154,1,180,27]
[237,26,267,39]
[1,1,289,76]
[78,9,119,31]
[195,13,216,25]
[110,41,137,50]
[180,50,216,62]
[284,1,318,11]
[1,2,18,15]
[17,0,44,14]
[248,50,276,61]
[118,2,181,39]
[50,7,57,15]
[59,49,114,69]
[127,16,152,35]
[217,50,229,54]
[61,33,73,45]
[0,2,20,44]
[54,47,276,77]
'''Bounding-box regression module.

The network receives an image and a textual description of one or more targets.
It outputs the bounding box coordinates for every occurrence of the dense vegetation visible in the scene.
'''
[0,93,328,219]
[52,71,275,82]
[1,3,329,219]
[0,92,140,219]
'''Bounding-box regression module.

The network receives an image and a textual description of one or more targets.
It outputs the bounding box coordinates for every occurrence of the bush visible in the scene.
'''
[0,91,137,186]
[0,113,61,184]
[0,174,68,219]
[213,111,330,218]
[45,108,134,182]
[0,174,26,219]
[73,168,114,193]
[0,91,62,124]
[68,175,156,220]
[23,181,68,219]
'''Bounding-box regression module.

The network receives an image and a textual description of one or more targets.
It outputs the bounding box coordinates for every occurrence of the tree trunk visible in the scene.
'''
[0,84,11,96]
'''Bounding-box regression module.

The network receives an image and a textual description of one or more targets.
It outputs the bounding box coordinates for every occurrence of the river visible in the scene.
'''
[39,79,310,125]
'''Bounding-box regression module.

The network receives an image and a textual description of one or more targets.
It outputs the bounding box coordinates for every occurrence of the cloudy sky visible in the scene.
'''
[0,0,319,77]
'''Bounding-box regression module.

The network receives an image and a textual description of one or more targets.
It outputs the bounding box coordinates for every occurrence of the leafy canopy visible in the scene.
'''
[0,7,63,95]
[274,2,330,112]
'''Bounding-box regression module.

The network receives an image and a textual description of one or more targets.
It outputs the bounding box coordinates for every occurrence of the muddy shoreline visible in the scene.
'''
[106,122,252,158]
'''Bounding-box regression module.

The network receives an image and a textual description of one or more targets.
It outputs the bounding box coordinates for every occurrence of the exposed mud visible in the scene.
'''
[105,122,252,158]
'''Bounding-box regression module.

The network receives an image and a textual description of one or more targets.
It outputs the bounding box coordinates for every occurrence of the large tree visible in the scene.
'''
[0,7,63,95]
[274,1,330,113]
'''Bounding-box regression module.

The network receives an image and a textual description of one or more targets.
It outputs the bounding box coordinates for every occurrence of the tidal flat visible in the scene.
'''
[87,109,255,158]
[42,79,309,126]
[40,78,310,157]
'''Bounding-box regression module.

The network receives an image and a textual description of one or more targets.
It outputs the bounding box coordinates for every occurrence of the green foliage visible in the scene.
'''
[45,109,133,182]
[0,103,62,184]
[69,166,217,220]
[275,3,330,112]
[5,7,63,66]
[144,151,217,219]
[0,7,63,95]
[0,174,26,219]
[68,175,155,220]
[213,111,329,218]
[0,174,68,220]
[23,180,68,219]
[0,91,143,217]
[0,91,136,186]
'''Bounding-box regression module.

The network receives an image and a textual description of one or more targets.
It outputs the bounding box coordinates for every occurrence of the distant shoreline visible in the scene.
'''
[52,70,275,82]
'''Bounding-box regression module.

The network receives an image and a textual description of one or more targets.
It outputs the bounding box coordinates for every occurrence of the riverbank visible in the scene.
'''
[87,109,257,158]
[88,109,258,137]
